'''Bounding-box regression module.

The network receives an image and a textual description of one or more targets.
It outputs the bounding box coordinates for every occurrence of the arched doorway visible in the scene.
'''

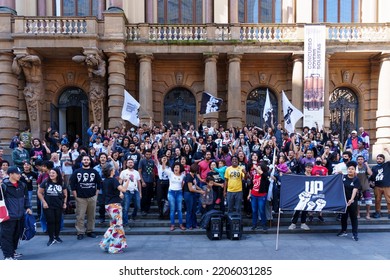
[163,88,196,126]
[329,87,358,143]
[51,87,89,146]
[246,88,278,128]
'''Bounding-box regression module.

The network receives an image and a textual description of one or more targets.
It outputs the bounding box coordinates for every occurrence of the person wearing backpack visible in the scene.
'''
[0,166,32,260]
[37,168,67,246]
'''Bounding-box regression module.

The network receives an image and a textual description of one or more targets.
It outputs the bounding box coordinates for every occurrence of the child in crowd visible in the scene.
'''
[200,177,215,214]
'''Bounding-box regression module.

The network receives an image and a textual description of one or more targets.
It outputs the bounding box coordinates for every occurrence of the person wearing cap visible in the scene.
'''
[344,130,363,153]
[1,166,32,260]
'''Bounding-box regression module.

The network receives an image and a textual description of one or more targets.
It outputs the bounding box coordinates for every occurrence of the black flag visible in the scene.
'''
[200,92,223,114]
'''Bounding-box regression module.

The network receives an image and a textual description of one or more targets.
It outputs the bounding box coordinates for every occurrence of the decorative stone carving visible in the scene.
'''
[12,54,44,137]
[176,72,183,85]
[72,52,107,124]
[343,70,350,82]
[260,73,267,84]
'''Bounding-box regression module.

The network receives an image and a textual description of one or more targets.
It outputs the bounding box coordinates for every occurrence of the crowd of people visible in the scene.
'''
[1,119,390,259]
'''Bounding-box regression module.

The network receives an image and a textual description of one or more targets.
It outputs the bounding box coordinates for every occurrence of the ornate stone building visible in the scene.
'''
[0,0,390,157]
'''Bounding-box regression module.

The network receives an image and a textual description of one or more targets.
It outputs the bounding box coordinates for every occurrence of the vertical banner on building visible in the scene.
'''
[304,25,326,129]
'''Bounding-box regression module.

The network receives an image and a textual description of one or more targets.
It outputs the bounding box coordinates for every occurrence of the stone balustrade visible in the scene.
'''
[10,17,390,43]
[13,17,98,35]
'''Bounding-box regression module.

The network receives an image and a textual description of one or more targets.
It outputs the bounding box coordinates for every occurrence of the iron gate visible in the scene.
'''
[329,87,358,143]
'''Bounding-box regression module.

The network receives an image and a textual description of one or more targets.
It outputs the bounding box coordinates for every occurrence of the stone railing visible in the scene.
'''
[327,23,389,41]
[11,18,390,42]
[13,17,98,35]
[126,23,390,42]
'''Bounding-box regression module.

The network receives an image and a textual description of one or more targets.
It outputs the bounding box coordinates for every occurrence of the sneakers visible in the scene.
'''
[54,237,63,243]
[86,232,97,238]
[301,223,310,231]
[352,235,359,241]
[77,234,84,240]
[288,223,296,230]
[373,212,381,219]
[47,239,56,246]
[13,252,23,259]
[4,257,16,260]
[337,231,348,237]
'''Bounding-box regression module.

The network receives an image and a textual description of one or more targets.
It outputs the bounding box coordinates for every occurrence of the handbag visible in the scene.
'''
[0,185,10,223]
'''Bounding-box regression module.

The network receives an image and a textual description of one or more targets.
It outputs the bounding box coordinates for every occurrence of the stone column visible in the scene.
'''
[137,54,154,125]
[0,52,19,145]
[107,51,126,129]
[229,0,238,23]
[37,0,46,16]
[323,54,331,130]
[227,54,243,128]
[0,0,16,14]
[292,54,304,131]
[205,0,213,23]
[372,53,390,157]
[145,0,154,23]
[97,0,106,19]
[203,53,219,122]
[108,0,123,10]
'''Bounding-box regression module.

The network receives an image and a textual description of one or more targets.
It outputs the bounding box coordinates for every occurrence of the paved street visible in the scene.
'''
[13,231,390,260]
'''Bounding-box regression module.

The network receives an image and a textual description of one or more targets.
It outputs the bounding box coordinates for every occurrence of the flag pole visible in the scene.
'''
[275,208,281,251]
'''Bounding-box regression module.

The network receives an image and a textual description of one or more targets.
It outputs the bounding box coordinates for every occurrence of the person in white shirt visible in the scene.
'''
[119,159,141,227]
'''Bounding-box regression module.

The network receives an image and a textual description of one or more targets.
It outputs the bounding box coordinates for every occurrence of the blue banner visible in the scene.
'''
[280,174,347,213]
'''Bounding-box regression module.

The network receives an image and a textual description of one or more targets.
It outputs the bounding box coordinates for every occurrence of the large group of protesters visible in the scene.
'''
[1,116,390,258]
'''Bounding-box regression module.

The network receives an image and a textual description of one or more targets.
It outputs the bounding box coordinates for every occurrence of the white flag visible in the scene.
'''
[263,89,273,124]
[282,91,303,134]
[121,90,140,126]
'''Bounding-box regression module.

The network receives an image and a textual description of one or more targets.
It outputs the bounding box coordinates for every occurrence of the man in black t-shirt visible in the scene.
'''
[370,148,390,219]
[70,155,102,240]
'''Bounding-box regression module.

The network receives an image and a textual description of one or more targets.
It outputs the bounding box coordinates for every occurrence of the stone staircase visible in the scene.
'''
[31,192,390,236]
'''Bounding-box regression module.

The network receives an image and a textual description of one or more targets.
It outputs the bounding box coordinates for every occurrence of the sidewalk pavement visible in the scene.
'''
[12,231,390,260]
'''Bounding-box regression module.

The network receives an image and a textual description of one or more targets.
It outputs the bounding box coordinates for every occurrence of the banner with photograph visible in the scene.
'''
[304,25,326,129]
[280,174,347,213]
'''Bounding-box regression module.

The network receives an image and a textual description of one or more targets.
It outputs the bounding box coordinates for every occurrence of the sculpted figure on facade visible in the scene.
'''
[12,54,44,137]
[72,52,107,124]
[73,53,106,123]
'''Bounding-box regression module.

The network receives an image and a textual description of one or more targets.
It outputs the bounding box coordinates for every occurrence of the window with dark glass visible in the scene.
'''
[164,88,197,125]
[59,0,100,16]
[246,88,278,128]
[238,0,282,23]
[316,0,361,23]
[157,0,203,24]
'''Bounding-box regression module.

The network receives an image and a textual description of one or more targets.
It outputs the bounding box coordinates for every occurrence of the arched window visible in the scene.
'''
[238,0,282,23]
[329,87,358,143]
[315,0,361,23]
[246,88,278,128]
[157,0,203,24]
[164,88,196,125]
[56,0,101,17]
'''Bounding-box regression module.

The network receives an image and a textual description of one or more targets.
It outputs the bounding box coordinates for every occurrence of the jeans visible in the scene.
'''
[227,191,243,214]
[291,210,308,224]
[250,194,267,228]
[43,207,63,240]
[183,191,197,229]
[0,219,23,259]
[122,190,141,225]
[141,182,154,213]
[168,190,183,225]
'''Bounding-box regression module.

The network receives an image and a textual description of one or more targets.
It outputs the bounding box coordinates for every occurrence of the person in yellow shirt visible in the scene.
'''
[224,156,246,214]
